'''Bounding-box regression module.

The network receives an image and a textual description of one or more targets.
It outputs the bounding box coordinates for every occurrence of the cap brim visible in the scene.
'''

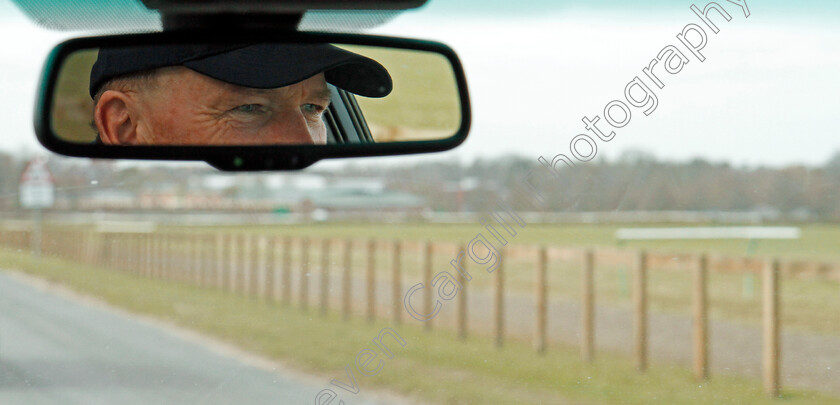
[183,43,393,98]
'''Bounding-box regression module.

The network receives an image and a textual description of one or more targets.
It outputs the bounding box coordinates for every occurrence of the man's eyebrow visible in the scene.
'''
[312,88,333,102]
[228,86,273,96]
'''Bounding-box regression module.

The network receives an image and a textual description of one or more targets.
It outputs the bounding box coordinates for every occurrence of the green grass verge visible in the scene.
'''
[1,248,837,405]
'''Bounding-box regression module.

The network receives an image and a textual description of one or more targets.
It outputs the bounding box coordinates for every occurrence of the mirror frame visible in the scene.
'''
[35,30,471,171]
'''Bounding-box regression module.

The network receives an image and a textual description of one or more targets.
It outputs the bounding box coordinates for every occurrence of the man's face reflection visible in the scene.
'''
[95,67,331,145]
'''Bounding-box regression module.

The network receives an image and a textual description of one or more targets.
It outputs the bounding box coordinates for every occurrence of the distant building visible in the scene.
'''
[139,182,180,209]
[230,174,427,218]
[77,189,136,210]
[301,187,427,217]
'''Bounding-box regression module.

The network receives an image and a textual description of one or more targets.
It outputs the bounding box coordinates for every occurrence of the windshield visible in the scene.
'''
[1,1,839,404]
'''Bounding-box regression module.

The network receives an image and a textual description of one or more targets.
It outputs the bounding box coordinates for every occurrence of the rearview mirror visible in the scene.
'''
[36,32,470,170]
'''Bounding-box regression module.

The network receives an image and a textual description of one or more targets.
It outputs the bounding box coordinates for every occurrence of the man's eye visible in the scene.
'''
[301,104,326,116]
[232,104,264,114]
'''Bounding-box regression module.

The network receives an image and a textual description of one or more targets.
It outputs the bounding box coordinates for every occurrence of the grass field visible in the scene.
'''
[181,222,840,262]
[2,247,838,405]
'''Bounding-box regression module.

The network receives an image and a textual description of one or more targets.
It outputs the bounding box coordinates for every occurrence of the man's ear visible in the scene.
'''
[94,90,139,145]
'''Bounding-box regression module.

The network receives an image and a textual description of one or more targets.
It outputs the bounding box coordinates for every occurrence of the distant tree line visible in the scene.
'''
[335,152,840,220]
[1,150,839,220]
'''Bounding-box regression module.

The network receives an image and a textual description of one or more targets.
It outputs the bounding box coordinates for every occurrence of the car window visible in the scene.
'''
[1,1,840,404]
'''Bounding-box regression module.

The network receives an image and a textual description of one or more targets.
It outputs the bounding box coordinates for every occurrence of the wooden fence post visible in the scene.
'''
[108,236,117,269]
[193,233,202,286]
[456,243,467,341]
[151,233,159,279]
[120,234,127,270]
[195,234,203,285]
[167,234,177,281]
[180,233,189,281]
[137,233,144,277]
[342,238,352,320]
[120,234,131,273]
[366,239,376,322]
[129,234,136,272]
[235,234,244,292]
[266,236,277,301]
[124,234,132,273]
[117,234,126,272]
[132,234,139,274]
[136,234,143,274]
[183,234,192,283]
[693,254,709,381]
[202,235,211,287]
[392,240,402,325]
[581,249,595,362]
[256,235,268,298]
[196,233,207,288]
[139,234,147,277]
[238,234,249,294]
[216,233,226,290]
[300,237,310,310]
[80,230,87,264]
[494,248,505,348]
[249,234,261,297]
[535,246,547,354]
[107,234,115,269]
[246,234,258,296]
[633,250,648,372]
[166,233,178,282]
[77,230,84,263]
[181,234,189,281]
[282,237,292,305]
[164,233,173,281]
[230,235,245,293]
[156,233,162,279]
[171,235,178,279]
[179,233,188,282]
[147,233,153,278]
[763,259,781,397]
[229,233,238,290]
[201,234,211,286]
[168,233,176,281]
[320,238,330,316]
[95,231,105,267]
[144,234,151,277]
[228,234,238,292]
[423,241,433,332]
[245,234,254,295]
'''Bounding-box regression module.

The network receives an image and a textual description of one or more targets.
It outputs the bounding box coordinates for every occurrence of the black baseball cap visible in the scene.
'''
[89,43,393,99]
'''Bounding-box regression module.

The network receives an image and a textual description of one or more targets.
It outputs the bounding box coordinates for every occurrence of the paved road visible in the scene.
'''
[0,271,400,405]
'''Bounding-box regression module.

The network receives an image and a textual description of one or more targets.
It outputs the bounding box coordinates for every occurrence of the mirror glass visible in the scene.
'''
[50,43,463,146]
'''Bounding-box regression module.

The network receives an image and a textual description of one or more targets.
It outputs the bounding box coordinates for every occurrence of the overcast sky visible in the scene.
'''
[1,0,839,169]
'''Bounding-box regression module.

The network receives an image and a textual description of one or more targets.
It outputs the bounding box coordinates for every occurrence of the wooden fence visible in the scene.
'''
[2,227,837,397]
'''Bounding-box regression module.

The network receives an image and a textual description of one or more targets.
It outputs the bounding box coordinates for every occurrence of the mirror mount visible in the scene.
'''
[158,13,304,31]
[140,1,302,31]
[141,0,428,31]
[140,0,427,14]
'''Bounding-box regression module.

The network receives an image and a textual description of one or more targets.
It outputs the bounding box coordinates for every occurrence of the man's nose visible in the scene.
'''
[270,111,318,145]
